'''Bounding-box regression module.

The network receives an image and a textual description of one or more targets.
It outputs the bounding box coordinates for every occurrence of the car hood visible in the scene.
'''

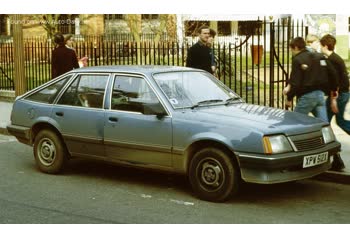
[192,103,326,136]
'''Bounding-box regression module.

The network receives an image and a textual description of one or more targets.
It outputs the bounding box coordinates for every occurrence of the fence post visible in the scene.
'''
[269,20,275,108]
[12,14,27,96]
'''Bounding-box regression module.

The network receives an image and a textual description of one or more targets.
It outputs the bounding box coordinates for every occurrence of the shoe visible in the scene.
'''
[330,153,346,171]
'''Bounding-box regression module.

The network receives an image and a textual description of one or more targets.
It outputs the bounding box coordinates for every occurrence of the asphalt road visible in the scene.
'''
[1,134,349,224]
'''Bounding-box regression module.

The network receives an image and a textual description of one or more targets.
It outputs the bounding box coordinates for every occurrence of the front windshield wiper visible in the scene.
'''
[225,96,241,105]
[191,99,224,109]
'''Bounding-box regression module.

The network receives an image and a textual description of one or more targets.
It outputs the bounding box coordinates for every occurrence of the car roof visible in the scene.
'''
[70,65,201,75]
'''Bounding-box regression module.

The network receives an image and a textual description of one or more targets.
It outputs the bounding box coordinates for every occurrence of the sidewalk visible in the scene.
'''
[0,99,349,183]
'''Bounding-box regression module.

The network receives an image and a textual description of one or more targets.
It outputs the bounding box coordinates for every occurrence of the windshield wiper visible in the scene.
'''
[225,96,241,105]
[191,99,224,109]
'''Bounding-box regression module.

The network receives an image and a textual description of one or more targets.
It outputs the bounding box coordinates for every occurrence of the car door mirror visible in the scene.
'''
[143,102,167,119]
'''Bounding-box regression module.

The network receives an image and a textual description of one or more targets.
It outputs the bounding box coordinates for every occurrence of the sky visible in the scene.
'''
[2,0,349,14]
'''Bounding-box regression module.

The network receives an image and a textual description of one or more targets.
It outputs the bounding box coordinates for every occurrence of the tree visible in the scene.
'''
[38,14,60,39]
[125,14,177,64]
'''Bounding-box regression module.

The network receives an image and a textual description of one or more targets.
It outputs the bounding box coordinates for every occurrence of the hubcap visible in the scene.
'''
[37,138,56,166]
[197,158,225,192]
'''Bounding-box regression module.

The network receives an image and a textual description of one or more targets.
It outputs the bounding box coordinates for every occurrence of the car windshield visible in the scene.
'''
[153,71,242,109]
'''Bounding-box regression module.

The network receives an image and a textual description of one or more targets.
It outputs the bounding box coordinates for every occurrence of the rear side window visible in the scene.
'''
[57,74,109,109]
[25,75,71,104]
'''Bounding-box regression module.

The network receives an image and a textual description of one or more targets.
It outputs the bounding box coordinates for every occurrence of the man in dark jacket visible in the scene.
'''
[285,37,337,122]
[186,26,213,74]
[320,34,349,171]
[52,33,79,78]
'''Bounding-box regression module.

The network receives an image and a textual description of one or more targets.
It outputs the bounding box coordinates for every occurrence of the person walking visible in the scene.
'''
[186,25,213,74]
[320,34,349,171]
[284,37,332,122]
[305,34,320,53]
[52,33,79,78]
[305,34,339,113]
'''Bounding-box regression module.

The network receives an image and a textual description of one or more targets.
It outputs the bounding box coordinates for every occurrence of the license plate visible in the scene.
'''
[303,152,328,168]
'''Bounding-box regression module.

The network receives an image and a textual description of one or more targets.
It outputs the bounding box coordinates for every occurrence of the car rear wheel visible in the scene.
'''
[189,147,239,202]
[33,129,68,174]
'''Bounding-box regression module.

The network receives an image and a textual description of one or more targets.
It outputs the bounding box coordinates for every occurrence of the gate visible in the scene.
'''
[215,17,308,108]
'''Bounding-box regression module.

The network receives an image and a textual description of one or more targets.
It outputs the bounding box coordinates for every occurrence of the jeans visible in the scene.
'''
[294,90,328,122]
[326,91,350,134]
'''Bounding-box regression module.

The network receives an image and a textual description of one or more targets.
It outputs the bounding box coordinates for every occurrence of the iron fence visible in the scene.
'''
[0,17,307,109]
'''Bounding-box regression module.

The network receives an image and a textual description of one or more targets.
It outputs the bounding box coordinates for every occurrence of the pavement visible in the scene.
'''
[0,99,349,184]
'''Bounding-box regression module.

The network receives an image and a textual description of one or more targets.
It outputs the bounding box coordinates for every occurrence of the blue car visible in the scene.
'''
[7,66,341,202]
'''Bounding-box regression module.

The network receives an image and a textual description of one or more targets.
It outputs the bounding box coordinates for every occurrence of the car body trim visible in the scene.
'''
[62,133,103,144]
[104,139,172,153]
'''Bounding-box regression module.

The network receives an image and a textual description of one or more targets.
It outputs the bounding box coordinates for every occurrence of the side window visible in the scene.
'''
[111,75,164,115]
[25,75,71,104]
[58,74,109,108]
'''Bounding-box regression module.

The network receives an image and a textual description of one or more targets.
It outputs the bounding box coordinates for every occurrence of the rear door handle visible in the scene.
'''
[55,112,64,117]
[109,117,118,122]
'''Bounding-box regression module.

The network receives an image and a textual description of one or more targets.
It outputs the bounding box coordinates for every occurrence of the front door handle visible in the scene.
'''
[55,112,64,117]
[109,117,118,122]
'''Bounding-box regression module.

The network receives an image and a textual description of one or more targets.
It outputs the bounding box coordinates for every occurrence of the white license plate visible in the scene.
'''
[303,152,328,168]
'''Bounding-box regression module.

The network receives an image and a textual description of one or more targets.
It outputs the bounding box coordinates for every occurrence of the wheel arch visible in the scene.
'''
[30,122,66,150]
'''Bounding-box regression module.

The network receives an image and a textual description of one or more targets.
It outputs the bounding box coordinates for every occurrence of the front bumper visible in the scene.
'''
[235,141,341,184]
[6,124,32,145]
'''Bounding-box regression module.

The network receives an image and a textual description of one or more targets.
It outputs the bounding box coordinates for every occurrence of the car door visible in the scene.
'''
[104,74,172,167]
[52,73,110,159]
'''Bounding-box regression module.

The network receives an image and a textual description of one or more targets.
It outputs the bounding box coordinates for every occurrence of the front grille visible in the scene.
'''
[292,136,325,152]
[289,131,326,152]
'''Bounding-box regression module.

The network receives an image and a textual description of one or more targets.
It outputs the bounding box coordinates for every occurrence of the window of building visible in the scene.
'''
[218,21,231,36]
[104,14,124,20]
[238,20,263,35]
[56,14,79,35]
[0,15,8,35]
[141,14,159,20]
[184,21,210,36]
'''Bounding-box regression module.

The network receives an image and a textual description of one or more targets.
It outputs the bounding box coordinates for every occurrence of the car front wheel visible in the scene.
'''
[189,147,239,202]
[33,129,68,174]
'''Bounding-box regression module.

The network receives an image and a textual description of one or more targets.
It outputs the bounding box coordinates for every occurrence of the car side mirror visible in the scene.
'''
[143,102,167,119]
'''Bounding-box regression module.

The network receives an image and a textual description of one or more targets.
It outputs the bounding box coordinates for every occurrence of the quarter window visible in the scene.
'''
[25,75,71,104]
[58,74,109,108]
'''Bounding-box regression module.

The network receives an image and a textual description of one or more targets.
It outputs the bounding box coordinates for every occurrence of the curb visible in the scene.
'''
[0,127,9,135]
[314,171,350,185]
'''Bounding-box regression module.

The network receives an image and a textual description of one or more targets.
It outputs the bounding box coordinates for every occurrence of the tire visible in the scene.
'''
[189,147,239,202]
[33,129,68,174]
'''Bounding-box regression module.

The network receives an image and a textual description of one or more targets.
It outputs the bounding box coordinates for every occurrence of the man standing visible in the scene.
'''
[320,34,349,171]
[186,26,213,74]
[285,37,332,122]
[52,33,79,78]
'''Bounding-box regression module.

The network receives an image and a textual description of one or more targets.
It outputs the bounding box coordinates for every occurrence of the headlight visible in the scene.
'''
[263,135,293,154]
[322,126,335,144]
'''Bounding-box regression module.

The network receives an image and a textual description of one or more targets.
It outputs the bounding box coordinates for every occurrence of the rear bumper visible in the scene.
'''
[235,141,341,184]
[6,124,32,145]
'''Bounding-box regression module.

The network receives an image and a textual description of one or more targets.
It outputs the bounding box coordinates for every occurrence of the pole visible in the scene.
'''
[12,14,26,96]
